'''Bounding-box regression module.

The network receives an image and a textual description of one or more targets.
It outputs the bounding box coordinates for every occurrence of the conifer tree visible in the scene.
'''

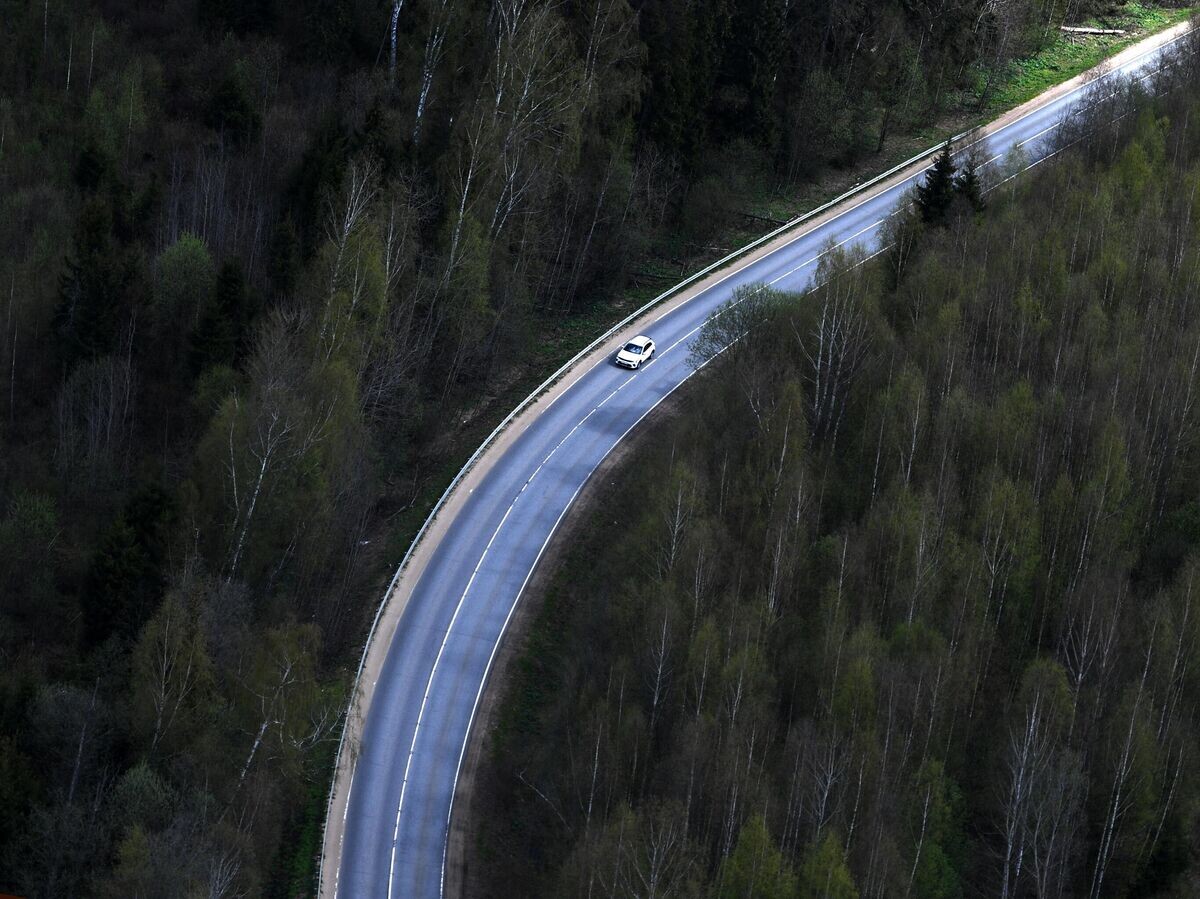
[82,484,175,646]
[190,260,250,375]
[915,141,956,225]
[55,198,124,366]
[954,155,985,213]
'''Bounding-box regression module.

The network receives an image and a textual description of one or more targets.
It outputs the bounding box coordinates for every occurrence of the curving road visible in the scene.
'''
[329,24,1192,899]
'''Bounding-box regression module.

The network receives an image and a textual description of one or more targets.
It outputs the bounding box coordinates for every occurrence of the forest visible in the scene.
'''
[473,44,1200,899]
[0,0,1187,895]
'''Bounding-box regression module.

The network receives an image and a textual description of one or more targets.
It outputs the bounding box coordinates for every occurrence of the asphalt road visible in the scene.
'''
[334,28,1191,899]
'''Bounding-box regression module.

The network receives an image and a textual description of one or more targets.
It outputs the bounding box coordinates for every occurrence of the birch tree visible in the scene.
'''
[315,158,384,365]
[795,258,871,447]
[230,623,336,798]
[199,311,345,585]
[484,0,580,240]
[998,659,1071,899]
[131,585,214,757]
[411,0,455,143]
[388,0,408,84]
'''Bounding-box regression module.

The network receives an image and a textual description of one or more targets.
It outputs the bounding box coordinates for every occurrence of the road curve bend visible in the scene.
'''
[322,22,1194,899]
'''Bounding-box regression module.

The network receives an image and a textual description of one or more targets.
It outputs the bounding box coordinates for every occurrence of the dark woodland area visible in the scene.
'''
[476,52,1200,899]
[0,0,1186,895]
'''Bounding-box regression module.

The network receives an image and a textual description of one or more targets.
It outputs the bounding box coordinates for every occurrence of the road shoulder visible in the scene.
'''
[317,18,1195,897]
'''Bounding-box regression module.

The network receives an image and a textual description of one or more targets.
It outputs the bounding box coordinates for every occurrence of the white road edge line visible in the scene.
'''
[438,341,734,898]
[432,36,1198,896]
[391,354,652,894]
[327,21,1196,899]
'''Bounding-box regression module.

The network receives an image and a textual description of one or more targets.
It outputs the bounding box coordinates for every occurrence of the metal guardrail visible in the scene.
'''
[315,19,1197,892]
[316,123,958,893]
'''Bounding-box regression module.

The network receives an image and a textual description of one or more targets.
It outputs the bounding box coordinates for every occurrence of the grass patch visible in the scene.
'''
[982,2,1195,114]
[267,739,339,898]
[304,5,1194,895]
[737,3,1196,230]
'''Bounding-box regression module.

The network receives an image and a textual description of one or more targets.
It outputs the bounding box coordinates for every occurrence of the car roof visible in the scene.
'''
[627,335,652,346]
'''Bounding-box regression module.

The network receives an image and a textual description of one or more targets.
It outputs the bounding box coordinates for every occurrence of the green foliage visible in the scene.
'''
[74,143,114,194]
[799,833,858,899]
[112,762,176,832]
[1129,807,1191,896]
[441,212,498,379]
[287,118,348,255]
[917,143,988,227]
[191,260,254,375]
[719,815,796,899]
[0,736,37,831]
[198,0,275,35]
[916,144,957,226]
[912,843,960,899]
[909,761,965,899]
[130,587,216,756]
[716,0,786,148]
[953,158,984,214]
[104,825,154,898]
[0,492,60,627]
[155,233,215,330]
[636,0,719,167]
[476,73,1200,898]
[207,69,262,145]
[832,653,875,734]
[268,216,302,297]
[4,0,1198,893]
[81,60,156,161]
[56,197,144,366]
[1148,500,1200,578]
[82,484,176,646]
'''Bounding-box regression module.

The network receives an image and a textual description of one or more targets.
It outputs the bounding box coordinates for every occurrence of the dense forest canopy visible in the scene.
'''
[0,0,1183,895]
[475,52,1200,898]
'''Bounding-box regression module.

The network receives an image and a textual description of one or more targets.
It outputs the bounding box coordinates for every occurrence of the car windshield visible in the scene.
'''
[623,343,643,354]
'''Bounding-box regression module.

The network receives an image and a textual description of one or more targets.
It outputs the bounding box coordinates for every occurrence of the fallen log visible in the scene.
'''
[737,210,787,227]
[1060,25,1126,36]
[631,271,674,284]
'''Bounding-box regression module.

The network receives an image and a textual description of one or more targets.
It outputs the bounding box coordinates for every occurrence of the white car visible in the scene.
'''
[615,335,656,369]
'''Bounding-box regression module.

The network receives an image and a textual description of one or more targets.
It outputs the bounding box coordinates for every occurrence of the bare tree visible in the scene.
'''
[206,849,242,899]
[795,261,871,447]
[657,472,694,579]
[1089,625,1156,899]
[1000,685,1051,899]
[619,804,691,899]
[317,158,379,361]
[55,354,136,485]
[646,605,672,732]
[443,106,490,288]
[484,0,580,240]
[412,0,455,143]
[134,592,210,756]
[1027,750,1084,899]
[222,314,335,582]
[808,728,846,843]
[230,625,334,802]
[388,0,408,84]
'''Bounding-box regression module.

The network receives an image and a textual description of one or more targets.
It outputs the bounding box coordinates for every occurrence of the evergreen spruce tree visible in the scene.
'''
[73,143,112,194]
[915,141,956,225]
[954,155,985,213]
[268,217,301,297]
[82,484,175,646]
[55,198,124,366]
[190,261,250,375]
